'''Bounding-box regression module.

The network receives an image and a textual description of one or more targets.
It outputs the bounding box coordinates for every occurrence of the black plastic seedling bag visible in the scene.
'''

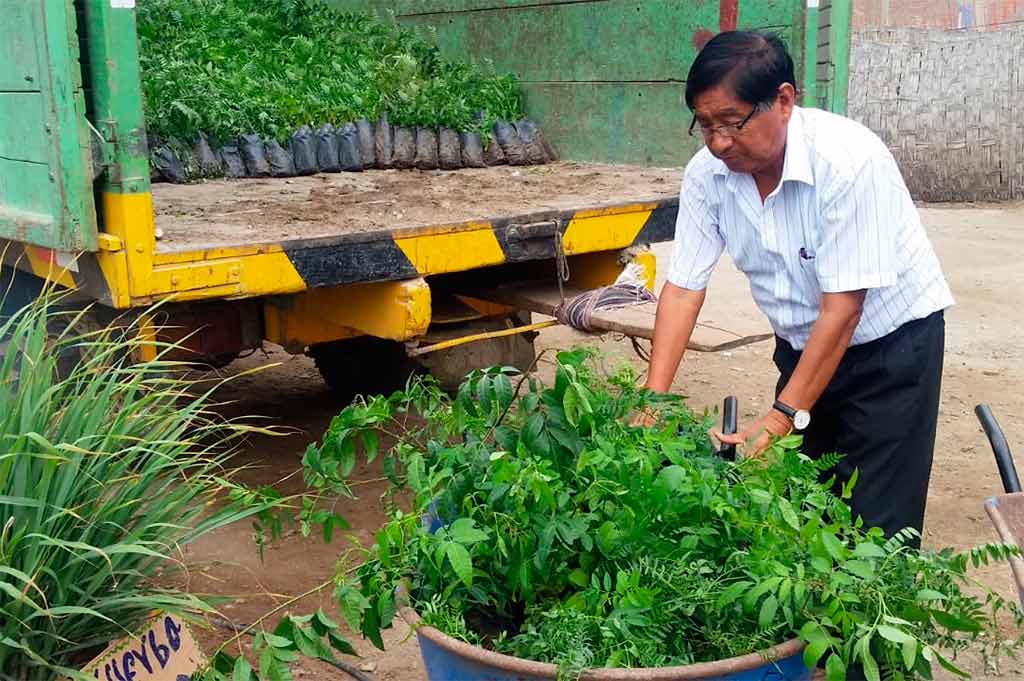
[514,119,551,165]
[392,126,416,169]
[193,133,221,177]
[356,118,376,169]
[220,144,246,178]
[239,133,271,177]
[493,120,528,166]
[316,123,341,173]
[459,131,485,168]
[482,135,507,166]
[338,123,363,172]
[291,125,318,176]
[375,113,394,169]
[267,139,296,177]
[414,127,439,170]
[438,128,462,170]
[152,145,188,184]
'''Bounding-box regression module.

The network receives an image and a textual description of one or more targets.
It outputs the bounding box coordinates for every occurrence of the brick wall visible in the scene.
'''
[853,0,1024,29]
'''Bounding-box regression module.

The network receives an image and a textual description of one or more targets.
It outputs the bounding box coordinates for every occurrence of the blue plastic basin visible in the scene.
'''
[401,606,812,681]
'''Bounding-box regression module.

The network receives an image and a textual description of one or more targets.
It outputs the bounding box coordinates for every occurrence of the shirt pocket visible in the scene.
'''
[795,219,822,297]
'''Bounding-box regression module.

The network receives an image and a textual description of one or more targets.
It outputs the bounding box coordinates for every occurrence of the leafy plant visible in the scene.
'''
[136,0,525,144]
[0,292,281,679]
[291,350,1023,681]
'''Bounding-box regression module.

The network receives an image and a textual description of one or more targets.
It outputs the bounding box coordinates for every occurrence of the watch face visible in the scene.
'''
[794,410,811,430]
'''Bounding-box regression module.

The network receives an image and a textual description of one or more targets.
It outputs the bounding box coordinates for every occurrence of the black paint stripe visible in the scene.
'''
[631,198,679,246]
[284,238,418,288]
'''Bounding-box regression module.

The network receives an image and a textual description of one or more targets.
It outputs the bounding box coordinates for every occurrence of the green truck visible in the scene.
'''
[0,0,850,395]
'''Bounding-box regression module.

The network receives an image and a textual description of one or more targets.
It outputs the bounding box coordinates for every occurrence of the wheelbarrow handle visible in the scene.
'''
[975,403,1022,494]
[720,396,738,461]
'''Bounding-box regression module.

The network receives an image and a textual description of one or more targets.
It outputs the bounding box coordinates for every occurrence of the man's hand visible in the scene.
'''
[711,409,792,457]
[630,406,660,428]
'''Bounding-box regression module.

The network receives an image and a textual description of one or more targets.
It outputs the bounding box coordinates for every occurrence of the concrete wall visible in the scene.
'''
[849,27,1024,201]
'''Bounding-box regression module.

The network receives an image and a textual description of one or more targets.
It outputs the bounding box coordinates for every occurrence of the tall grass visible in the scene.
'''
[0,292,274,679]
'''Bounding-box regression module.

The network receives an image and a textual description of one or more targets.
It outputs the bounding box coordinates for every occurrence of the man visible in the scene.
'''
[645,31,953,541]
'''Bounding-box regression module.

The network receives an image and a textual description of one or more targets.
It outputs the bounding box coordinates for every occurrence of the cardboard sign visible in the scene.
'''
[80,613,207,681]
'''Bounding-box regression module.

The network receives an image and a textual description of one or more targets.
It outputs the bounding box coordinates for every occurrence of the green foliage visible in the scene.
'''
[0,293,281,679]
[137,0,525,143]
[303,351,1023,680]
[205,609,355,681]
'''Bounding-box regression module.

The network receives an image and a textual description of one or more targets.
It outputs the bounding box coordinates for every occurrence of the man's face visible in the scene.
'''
[691,83,795,175]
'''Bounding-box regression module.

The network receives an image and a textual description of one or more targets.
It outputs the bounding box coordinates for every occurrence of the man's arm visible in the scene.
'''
[776,290,865,411]
[645,283,707,393]
[714,290,866,451]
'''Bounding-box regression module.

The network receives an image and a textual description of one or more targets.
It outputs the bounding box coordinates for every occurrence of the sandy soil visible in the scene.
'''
[172,202,1024,680]
[152,162,680,251]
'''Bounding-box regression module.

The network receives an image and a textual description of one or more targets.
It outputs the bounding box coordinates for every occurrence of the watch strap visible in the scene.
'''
[772,399,797,420]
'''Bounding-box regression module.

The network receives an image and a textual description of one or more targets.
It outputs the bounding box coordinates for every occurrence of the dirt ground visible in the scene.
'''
[177,202,1024,679]
[153,162,679,251]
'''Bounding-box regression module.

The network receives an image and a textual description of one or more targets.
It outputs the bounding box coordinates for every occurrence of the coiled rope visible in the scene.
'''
[555,280,657,332]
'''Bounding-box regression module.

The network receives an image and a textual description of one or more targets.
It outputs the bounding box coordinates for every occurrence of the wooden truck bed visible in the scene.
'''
[153,163,680,252]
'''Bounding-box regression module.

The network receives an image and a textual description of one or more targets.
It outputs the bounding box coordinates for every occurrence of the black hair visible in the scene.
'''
[685,31,796,111]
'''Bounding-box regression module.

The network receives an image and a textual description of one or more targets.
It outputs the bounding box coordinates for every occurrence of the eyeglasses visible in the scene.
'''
[688,106,758,139]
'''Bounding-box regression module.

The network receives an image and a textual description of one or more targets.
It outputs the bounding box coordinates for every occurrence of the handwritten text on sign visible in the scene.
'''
[82,614,205,681]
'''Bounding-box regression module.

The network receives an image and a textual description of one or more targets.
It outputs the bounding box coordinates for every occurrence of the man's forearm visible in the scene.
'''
[645,283,706,393]
[777,290,866,411]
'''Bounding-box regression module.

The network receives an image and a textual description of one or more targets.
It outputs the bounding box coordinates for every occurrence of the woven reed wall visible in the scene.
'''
[849,27,1024,201]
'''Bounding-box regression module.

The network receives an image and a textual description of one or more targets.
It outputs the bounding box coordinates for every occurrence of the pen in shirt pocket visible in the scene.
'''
[799,247,815,261]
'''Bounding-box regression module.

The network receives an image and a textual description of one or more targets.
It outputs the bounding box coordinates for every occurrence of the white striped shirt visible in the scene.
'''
[668,106,954,350]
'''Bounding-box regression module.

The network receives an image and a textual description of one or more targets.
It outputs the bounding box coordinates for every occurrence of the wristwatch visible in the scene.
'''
[772,399,811,431]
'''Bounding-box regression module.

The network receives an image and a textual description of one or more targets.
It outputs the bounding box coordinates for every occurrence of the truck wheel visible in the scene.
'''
[309,336,423,403]
[414,311,538,392]
[1,265,94,380]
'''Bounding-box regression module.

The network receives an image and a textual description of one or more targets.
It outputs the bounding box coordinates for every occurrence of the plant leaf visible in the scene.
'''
[758,595,779,630]
[446,542,473,587]
[825,654,846,681]
[803,638,830,669]
[233,655,254,681]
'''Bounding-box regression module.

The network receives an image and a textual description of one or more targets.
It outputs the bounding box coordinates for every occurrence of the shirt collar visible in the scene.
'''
[712,106,815,191]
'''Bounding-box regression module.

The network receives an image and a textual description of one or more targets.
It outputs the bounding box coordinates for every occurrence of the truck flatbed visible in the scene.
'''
[144,163,683,296]
[153,163,680,252]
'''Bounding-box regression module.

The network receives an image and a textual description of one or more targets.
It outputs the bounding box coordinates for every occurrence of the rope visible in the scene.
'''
[553,223,570,305]
[555,281,657,333]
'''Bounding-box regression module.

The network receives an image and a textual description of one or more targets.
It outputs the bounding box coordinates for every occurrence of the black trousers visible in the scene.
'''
[773,311,945,544]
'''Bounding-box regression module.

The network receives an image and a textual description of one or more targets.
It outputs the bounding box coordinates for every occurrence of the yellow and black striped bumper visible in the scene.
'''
[2,195,679,308]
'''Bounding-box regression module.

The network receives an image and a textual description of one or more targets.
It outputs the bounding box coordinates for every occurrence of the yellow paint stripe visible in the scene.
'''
[101,192,155,306]
[24,247,77,290]
[152,242,290,266]
[561,205,655,256]
[395,222,506,275]
[139,250,308,303]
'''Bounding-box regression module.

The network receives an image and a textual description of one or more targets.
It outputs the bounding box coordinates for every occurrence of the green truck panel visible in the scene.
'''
[78,0,152,196]
[0,0,97,252]
[327,0,850,166]
[523,82,702,167]
[0,5,44,91]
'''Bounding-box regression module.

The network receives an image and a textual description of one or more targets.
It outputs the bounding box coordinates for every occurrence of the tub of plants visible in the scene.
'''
[296,351,1022,681]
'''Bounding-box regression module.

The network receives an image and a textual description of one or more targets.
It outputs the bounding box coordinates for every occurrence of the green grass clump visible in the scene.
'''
[0,291,277,679]
[137,0,525,143]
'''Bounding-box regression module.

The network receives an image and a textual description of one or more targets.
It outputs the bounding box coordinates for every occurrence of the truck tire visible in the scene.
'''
[414,312,537,392]
[309,336,423,403]
[1,265,89,380]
